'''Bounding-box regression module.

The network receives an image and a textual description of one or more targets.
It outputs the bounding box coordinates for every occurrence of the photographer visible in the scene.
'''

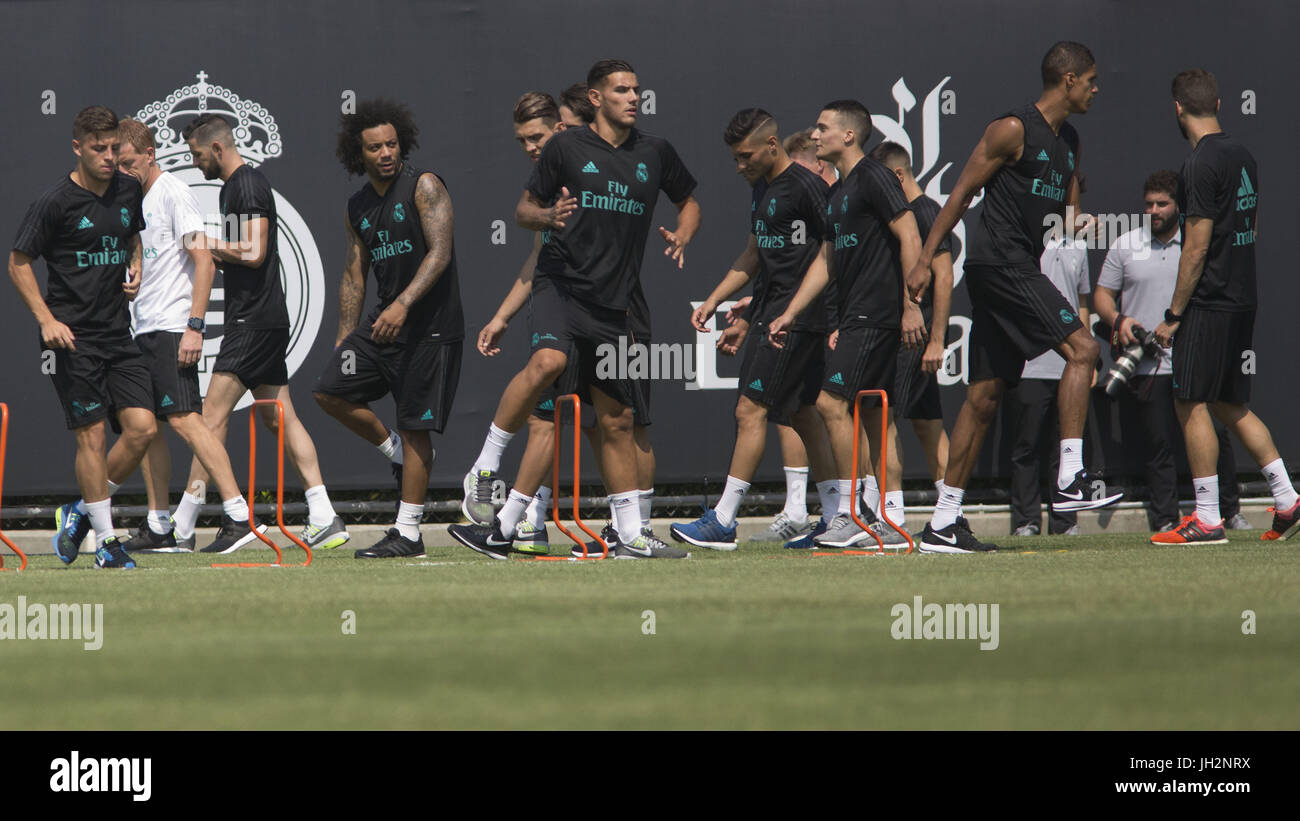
[1093,170,1244,532]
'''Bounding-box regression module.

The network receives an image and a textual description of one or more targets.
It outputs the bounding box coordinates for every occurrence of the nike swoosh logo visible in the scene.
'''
[932,532,957,545]
[624,543,651,556]
[485,536,512,546]
[1058,490,1084,500]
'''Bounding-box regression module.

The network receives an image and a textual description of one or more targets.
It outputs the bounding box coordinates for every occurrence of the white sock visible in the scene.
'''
[782,466,809,521]
[474,423,514,473]
[221,495,250,523]
[173,491,203,539]
[1058,438,1084,489]
[816,480,839,524]
[836,479,853,516]
[147,509,171,535]
[931,485,965,530]
[84,498,114,547]
[861,474,881,516]
[75,479,121,515]
[525,486,551,528]
[883,490,905,526]
[496,488,531,534]
[935,480,945,494]
[713,476,750,528]
[378,430,402,464]
[396,501,423,541]
[1193,476,1221,525]
[304,485,336,528]
[639,488,654,524]
[1262,458,1298,511]
[611,490,642,544]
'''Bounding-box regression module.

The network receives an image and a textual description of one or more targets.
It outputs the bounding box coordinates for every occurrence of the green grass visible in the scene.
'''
[1,530,1297,729]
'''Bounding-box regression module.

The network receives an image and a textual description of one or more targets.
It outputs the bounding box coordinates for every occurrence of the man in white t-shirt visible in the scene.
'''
[1093,170,1243,532]
[1008,237,1091,536]
[114,118,260,554]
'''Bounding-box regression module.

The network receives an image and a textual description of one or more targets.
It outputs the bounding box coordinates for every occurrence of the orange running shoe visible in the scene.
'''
[1150,514,1227,545]
[1261,498,1300,541]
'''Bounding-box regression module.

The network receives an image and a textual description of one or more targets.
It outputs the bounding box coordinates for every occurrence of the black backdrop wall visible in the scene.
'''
[1,0,1295,494]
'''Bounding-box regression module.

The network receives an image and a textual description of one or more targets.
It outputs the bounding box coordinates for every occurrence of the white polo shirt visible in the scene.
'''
[131,170,205,335]
[1097,226,1181,376]
[1022,237,1090,380]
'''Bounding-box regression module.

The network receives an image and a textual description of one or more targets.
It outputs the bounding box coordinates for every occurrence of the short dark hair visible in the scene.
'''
[335,98,419,176]
[1041,41,1095,87]
[559,83,595,123]
[1171,69,1218,117]
[72,105,119,141]
[1143,169,1179,199]
[587,58,635,90]
[182,113,235,147]
[869,141,912,175]
[513,91,559,126]
[117,118,155,152]
[783,128,816,159]
[822,99,872,146]
[723,108,776,147]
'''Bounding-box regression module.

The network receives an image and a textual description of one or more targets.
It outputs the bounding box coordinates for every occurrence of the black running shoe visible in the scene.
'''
[1052,470,1123,512]
[918,521,998,554]
[355,528,425,559]
[955,516,1000,551]
[448,521,512,560]
[573,524,618,558]
[122,523,180,553]
[198,515,266,554]
[93,536,136,569]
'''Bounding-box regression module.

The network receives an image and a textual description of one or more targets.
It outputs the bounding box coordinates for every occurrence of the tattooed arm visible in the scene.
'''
[336,210,369,347]
[370,173,453,344]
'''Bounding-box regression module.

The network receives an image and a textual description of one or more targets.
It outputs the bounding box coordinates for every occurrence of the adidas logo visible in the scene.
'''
[748,379,763,392]
[537,399,554,412]
[76,216,94,230]
[420,409,434,421]
[829,372,844,385]
[160,395,174,408]
[582,161,599,174]
[359,217,371,230]
[1237,168,1255,197]
[1037,149,1050,161]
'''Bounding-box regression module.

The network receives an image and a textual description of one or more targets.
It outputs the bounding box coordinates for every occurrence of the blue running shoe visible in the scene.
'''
[669,509,738,551]
[93,536,136,569]
[784,517,829,549]
[52,502,91,564]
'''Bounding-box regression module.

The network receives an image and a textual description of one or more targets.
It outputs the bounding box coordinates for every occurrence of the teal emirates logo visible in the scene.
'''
[636,162,648,183]
[393,202,406,222]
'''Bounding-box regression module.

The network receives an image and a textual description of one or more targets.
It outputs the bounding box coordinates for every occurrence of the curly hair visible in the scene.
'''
[336,98,419,176]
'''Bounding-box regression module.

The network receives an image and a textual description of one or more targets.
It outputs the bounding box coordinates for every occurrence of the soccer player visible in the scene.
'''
[557,83,594,129]
[768,100,924,549]
[8,105,152,568]
[866,141,956,543]
[668,109,838,551]
[1093,169,1245,533]
[313,99,463,559]
[113,117,258,554]
[904,42,1119,554]
[450,58,700,560]
[1149,69,1300,544]
[178,113,349,551]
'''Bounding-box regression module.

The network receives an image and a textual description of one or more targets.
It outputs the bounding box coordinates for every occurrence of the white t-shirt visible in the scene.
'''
[1097,226,1181,376]
[131,170,205,335]
[1022,238,1090,380]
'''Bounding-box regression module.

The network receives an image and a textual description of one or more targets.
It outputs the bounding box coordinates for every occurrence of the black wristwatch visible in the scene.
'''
[187,317,206,333]
[1164,309,1182,324]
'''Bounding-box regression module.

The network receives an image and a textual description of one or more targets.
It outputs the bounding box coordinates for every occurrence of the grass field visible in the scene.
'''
[1,529,1297,730]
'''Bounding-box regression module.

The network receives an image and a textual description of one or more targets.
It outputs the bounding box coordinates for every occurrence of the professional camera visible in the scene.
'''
[1102,325,1164,396]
